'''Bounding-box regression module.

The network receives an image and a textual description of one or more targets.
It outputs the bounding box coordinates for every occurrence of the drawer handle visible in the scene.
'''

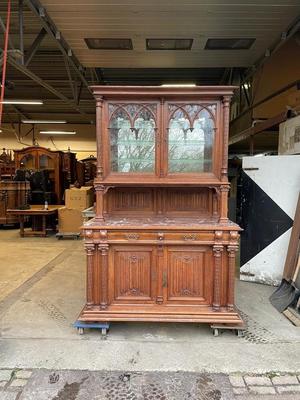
[125,233,140,240]
[183,234,197,241]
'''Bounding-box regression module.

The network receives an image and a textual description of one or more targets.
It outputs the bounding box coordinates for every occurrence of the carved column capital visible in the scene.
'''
[220,184,230,192]
[213,244,224,256]
[94,182,105,192]
[96,97,104,107]
[98,243,109,255]
[84,242,95,254]
[222,95,231,106]
[227,244,238,255]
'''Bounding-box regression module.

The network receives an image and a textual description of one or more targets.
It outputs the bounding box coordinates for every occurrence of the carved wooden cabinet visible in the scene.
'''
[0,181,30,225]
[14,146,76,204]
[79,86,242,325]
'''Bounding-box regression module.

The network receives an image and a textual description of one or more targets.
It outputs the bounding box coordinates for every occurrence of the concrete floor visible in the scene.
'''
[0,228,299,379]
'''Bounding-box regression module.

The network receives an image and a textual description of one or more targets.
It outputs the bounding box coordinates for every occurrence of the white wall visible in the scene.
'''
[241,155,300,285]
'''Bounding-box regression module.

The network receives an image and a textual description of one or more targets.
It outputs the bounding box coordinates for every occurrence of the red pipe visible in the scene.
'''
[0,0,12,127]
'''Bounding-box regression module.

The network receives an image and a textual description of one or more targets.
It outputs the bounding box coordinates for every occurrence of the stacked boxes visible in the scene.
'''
[58,187,94,234]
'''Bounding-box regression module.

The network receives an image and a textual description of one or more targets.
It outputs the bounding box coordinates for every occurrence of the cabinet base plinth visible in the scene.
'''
[78,305,243,325]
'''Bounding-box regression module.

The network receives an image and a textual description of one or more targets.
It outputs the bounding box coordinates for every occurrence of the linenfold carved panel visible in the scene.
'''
[164,188,212,214]
[114,248,154,301]
[167,248,211,303]
[107,188,154,214]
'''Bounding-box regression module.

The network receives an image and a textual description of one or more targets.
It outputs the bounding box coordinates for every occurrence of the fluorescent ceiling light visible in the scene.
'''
[1,99,43,105]
[39,130,76,135]
[22,119,67,124]
[161,84,196,87]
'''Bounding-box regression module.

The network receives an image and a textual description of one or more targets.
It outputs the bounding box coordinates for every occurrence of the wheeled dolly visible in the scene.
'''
[73,321,110,338]
[210,323,247,337]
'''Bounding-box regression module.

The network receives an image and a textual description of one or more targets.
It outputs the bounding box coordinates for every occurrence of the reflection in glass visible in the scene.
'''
[109,106,156,172]
[168,106,215,173]
[39,154,54,169]
[20,154,34,169]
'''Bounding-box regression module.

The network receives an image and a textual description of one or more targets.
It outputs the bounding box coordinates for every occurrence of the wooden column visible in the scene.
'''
[227,245,238,311]
[221,95,230,182]
[219,184,229,223]
[99,243,109,309]
[227,230,239,310]
[156,232,164,305]
[213,244,223,310]
[94,183,105,221]
[84,242,95,308]
[95,97,104,179]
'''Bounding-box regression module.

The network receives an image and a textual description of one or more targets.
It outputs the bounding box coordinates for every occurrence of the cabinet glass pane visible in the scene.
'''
[109,105,156,173]
[20,154,34,169]
[39,154,54,170]
[168,105,215,173]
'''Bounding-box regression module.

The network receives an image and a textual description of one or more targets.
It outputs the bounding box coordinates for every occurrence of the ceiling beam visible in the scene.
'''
[25,27,47,66]
[24,0,92,95]
[6,55,93,120]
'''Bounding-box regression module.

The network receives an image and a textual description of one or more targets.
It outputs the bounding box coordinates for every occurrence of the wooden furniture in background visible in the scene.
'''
[75,161,86,187]
[7,205,62,237]
[81,155,97,184]
[0,181,30,225]
[0,148,15,180]
[79,86,242,326]
[14,146,75,204]
[63,150,77,186]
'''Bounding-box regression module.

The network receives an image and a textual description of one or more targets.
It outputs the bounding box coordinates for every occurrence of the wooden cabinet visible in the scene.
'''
[79,86,243,326]
[0,181,30,225]
[14,146,76,204]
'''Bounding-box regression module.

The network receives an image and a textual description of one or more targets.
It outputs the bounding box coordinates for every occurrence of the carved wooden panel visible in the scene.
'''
[166,246,213,304]
[106,188,155,215]
[112,246,155,302]
[164,188,212,215]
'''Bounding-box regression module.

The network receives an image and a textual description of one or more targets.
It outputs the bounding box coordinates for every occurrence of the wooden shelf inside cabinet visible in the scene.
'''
[79,85,243,327]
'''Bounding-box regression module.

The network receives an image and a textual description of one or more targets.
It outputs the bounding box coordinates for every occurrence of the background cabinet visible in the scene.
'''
[14,146,76,204]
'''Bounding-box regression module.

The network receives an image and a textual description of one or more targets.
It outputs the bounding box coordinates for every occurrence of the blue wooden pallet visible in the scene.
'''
[73,320,110,336]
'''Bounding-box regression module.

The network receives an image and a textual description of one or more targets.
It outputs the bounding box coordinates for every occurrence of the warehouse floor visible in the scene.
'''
[0,229,300,400]
[0,229,300,399]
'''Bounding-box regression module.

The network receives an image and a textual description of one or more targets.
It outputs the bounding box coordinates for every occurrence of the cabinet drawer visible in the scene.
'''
[107,231,214,243]
[163,231,214,242]
[108,232,157,242]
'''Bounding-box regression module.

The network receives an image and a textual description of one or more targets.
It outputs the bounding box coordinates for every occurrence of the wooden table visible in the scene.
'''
[7,205,63,237]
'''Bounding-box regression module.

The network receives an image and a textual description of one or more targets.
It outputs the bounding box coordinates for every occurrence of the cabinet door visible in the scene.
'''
[165,246,213,305]
[109,245,157,304]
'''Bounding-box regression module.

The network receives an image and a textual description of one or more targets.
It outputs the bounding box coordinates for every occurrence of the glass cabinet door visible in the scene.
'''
[39,154,55,170]
[167,104,216,173]
[20,154,35,169]
[109,104,156,173]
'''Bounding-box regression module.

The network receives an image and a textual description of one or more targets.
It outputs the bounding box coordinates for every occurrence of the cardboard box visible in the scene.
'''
[58,207,84,234]
[65,186,94,210]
